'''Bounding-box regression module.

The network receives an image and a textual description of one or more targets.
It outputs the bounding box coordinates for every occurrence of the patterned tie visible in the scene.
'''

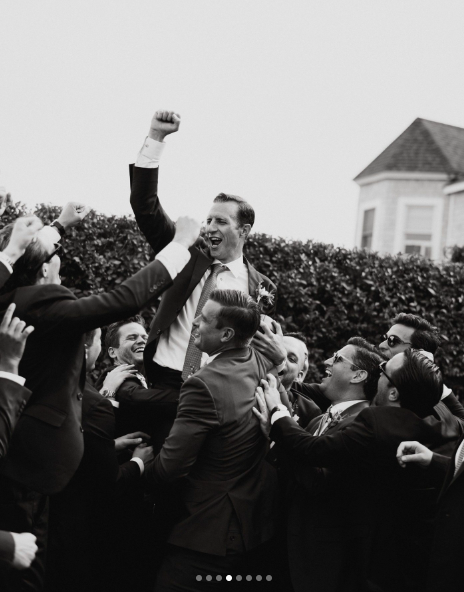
[454,441,464,476]
[181,263,227,380]
[314,406,333,436]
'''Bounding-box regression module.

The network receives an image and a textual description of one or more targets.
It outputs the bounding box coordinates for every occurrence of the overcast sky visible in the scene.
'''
[2,0,464,247]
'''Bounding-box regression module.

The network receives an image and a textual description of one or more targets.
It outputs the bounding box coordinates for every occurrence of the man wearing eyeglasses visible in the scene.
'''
[279,337,382,592]
[255,349,462,592]
[0,206,201,592]
[380,312,464,421]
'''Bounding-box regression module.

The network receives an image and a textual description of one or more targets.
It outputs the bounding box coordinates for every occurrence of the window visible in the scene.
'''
[361,208,375,249]
[404,206,434,258]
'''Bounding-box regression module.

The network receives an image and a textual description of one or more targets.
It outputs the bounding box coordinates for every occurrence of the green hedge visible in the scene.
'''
[3,203,464,395]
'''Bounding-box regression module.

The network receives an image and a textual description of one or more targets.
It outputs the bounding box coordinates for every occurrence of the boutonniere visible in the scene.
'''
[134,372,148,389]
[329,410,344,427]
[255,281,276,313]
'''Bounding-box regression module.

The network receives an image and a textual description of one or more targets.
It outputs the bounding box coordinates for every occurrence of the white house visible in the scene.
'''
[354,118,464,260]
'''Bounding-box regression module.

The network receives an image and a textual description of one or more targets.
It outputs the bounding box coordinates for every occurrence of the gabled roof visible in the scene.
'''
[354,118,464,181]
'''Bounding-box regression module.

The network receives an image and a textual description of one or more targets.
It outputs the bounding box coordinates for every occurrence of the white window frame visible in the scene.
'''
[355,199,381,251]
[393,197,443,259]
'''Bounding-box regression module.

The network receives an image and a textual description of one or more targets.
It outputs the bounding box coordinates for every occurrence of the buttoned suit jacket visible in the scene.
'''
[271,405,462,592]
[425,435,464,592]
[0,258,173,494]
[129,166,277,385]
[145,346,278,557]
[286,401,371,592]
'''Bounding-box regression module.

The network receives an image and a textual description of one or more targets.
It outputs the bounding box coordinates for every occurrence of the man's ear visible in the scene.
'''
[350,369,368,385]
[108,347,117,360]
[240,224,251,240]
[221,327,235,343]
[388,388,400,402]
[295,370,305,384]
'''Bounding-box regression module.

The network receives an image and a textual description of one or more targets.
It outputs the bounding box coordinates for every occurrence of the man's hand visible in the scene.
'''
[396,441,433,469]
[57,202,91,229]
[2,216,43,263]
[173,216,201,249]
[261,374,283,410]
[253,386,271,439]
[251,319,286,366]
[0,303,34,375]
[114,431,150,452]
[132,442,154,464]
[10,532,38,570]
[0,187,13,217]
[148,110,181,142]
[101,364,137,394]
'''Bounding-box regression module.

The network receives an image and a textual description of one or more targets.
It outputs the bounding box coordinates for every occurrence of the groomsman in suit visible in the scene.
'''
[146,289,279,591]
[397,435,464,591]
[255,349,461,592]
[284,337,382,592]
[380,312,464,420]
[0,209,200,592]
[129,110,281,409]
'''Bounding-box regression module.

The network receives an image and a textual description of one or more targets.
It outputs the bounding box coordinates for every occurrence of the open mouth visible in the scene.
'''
[133,347,145,354]
[208,236,222,248]
[325,368,332,378]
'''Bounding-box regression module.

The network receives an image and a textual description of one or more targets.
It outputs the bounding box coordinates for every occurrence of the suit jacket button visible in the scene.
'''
[77,392,83,401]
[156,329,161,335]
[80,426,84,433]
[229,536,235,541]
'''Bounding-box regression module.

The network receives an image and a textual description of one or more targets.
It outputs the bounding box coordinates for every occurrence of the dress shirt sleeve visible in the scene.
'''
[155,242,191,280]
[135,137,166,168]
[130,457,144,474]
[0,372,25,386]
[0,253,13,274]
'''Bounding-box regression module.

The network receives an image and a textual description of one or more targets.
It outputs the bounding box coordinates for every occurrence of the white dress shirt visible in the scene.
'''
[135,137,249,371]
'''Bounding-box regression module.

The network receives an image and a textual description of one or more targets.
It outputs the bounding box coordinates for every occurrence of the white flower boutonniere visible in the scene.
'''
[255,281,276,313]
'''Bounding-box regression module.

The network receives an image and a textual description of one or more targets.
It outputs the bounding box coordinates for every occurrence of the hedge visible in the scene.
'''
[2,203,464,396]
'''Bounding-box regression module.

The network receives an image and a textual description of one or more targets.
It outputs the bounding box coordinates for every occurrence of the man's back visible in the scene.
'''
[147,346,278,556]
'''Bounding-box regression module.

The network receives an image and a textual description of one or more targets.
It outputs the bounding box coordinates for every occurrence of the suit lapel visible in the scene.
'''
[245,257,263,298]
[184,249,212,305]
[446,435,464,489]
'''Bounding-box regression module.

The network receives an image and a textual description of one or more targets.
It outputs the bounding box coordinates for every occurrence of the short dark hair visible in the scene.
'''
[391,348,443,417]
[0,221,48,292]
[209,289,260,345]
[213,193,255,228]
[347,336,384,401]
[84,328,99,347]
[105,315,146,353]
[392,313,441,354]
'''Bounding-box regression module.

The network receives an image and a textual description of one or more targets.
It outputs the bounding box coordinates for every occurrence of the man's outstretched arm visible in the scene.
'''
[130,110,181,255]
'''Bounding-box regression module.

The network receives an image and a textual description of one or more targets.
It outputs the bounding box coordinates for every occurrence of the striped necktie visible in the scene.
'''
[454,441,464,476]
[181,263,227,380]
[314,406,333,436]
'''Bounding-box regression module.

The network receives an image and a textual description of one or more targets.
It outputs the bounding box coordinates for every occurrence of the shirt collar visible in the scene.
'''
[330,400,364,415]
[212,254,245,279]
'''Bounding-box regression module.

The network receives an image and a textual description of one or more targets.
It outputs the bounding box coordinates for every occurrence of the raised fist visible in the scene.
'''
[148,110,181,142]
[173,216,201,249]
[57,202,91,229]
[2,216,43,263]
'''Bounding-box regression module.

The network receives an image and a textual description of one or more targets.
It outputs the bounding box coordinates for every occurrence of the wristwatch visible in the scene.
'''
[50,220,65,237]
[100,388,116,399]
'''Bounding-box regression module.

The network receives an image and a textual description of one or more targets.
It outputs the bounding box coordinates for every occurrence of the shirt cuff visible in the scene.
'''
[156,241,191,280]
[0,371,26,386]
[130,457,144,475]
[0,252,13,273]
[40,225,61,243]
[270,408,291,425]
[135,137,166,168]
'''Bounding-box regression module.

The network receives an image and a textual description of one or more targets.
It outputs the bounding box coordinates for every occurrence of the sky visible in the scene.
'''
[2,0,464,247]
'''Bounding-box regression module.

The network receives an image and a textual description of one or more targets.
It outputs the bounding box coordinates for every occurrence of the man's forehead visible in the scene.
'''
[388,324,414,341]
[387,352,404,373]
[203,299,221,319]
[339,344,356,358]
[206,201,239,221]
[283,336,306,358]
[118,322,147,339]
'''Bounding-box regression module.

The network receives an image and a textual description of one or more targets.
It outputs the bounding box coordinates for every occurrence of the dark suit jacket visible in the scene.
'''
[0,262,10,291]
[271,405,461,592]
[46,382,141,592]
[425,437,464,592]
[129,166,277,385]
[0,258,172,494]
[145,346,278,556]
[286,401,371,592]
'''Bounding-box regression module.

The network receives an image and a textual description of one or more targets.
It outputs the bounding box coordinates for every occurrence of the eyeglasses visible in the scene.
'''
[379,360,398,389]
[32,243,62,274]
[333,351,361,370]
[382,334,412,348]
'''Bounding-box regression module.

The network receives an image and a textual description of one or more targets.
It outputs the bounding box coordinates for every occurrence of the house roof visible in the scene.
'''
[354,118,464,181]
